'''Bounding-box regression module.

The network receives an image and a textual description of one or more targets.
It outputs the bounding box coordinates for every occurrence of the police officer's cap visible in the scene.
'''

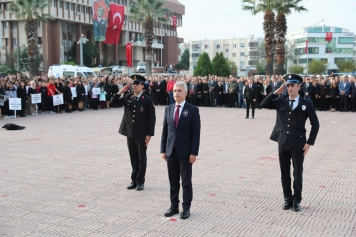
[284,74,303,85]
[131,75,146,84]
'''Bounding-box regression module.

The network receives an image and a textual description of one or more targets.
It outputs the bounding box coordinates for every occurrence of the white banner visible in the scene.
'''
[9,98,21,110]
[71,87,77,98]
[53,94,64,106]
[92,88,100,95]
[31,94,42,104]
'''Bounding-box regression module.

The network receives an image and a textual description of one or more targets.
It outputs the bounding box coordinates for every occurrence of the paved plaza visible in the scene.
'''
[1,106,355,237]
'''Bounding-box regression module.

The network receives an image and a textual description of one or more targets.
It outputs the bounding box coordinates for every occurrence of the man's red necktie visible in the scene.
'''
[174,105,180,128]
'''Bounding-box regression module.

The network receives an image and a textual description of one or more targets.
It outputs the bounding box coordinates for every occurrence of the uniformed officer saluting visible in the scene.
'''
[110,75,156,191]
[260,74,319,212]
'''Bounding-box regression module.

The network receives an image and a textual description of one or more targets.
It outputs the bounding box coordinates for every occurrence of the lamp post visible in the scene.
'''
[77,34,88,65]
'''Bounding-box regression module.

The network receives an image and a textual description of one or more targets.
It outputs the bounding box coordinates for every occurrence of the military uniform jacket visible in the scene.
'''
[260,93,319,149]
[110,92,156,140]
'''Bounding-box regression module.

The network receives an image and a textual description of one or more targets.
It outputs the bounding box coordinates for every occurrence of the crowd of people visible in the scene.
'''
[0,72,355,119]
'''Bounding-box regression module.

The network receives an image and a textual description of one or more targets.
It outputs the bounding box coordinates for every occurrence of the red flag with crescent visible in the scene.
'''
[103,3,124,45]
[172,16,177,28]
[325,32,332,42]
[305,40,309,53]
[126,42,132,68]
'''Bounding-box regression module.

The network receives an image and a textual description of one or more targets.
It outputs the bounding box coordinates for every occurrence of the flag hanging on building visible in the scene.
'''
[126,42,132,68]
[325,32,333,42]
[103,3,124,45]
[305,40,309,53]
[172,16,177,28]
[91,0,110,42]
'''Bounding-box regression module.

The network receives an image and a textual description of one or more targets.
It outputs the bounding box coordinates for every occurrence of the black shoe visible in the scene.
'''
[282,201,293,210]
[136,184,144,191]
[292,203,301,212]
[127,183,137,189]
[252,116,254,119]
[245,116,249,119]
[164,207,179,217]
[180,209,190,219]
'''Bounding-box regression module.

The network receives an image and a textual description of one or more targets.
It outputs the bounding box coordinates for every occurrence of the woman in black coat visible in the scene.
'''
[76,80,85,111]
[202,79,209,107]
[196,79,203,106]
[64,82,73,113]
[55,79,64,113]
[311,80,319,111]
[215,81,223,107]
[0,82,5,118]
[17,81,28,117]
[329,79,339,112]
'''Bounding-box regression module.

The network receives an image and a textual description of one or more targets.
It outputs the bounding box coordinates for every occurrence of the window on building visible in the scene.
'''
[232,53,236,57]
[294,38,307,44]
[294,47,319,55]
[13,38,17,46]
[338,37,353,44]
[249,42,258,47]
[62,23,66,32]
[335,28,342,33]
[307,27,322,33]
[67,25,72,34]
[64,2,68,10]
[59,1,63,8]
[86,7,89,14]
[2,22,7,29]
[240,52,244,56]
[335,48,353,53]
[240,43,245,48]
[216,44,220,49]
[62,40,67,48]
[37,21,42,28]
[233,44,236,48]
[335,58,353,63]
[37,37,42,45]
[248,60,258,65]
[324,27,330,33]
[205,45,208,49]
[226,49,228,52]
[70,3,74,11]
[12,22,17,29]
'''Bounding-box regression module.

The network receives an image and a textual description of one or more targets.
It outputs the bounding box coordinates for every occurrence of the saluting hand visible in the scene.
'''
[303,143,311,156]
[274,83,286,95]
[118,83,132,94]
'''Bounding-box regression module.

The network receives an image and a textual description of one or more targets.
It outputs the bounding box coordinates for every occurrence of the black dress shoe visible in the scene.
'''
[180,209,190,219]
[245,116,249,119]
[252,116,254,119]
[127,183,137,189]
[282,201,293,210]
[292,203,301,212]
[164,207,179,217]
[136,184,144,191]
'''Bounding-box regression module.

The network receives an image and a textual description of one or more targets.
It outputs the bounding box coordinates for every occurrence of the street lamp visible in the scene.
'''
[77,34,89,66]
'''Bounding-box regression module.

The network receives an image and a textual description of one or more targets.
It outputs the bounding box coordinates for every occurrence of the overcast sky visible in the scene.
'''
[177,0,356,42]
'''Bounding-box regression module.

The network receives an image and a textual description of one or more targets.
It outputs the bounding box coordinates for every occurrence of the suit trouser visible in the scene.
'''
[245,99,255,117]
[229,93,236,107]
[223,93,229,106]
[190,94,196,106]
[209,92,215,107]
[351,96,356,112]
[167,148,193,210]
[340,95,348,111]
[278,144,304,203]
[127,137,147,185]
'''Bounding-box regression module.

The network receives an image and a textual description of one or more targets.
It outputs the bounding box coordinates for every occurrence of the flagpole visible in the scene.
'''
[306,40,309,76]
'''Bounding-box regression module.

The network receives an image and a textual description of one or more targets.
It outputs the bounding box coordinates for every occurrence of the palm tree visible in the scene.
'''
[275,0,307,75]
[242,0,276,76]
[129,0,168,76]
[8,0,53,77]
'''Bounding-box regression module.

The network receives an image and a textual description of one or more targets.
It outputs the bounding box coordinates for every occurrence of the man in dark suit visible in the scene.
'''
[338,76,351,112]
[208,77,217,107]
[110,75,156,191]
[160,81,201,220]
[350,77,356,112]
[189,79,197,106]
[260,74,319,212]
[159,77,167,105]
[302,77,313,100]
[244,78,258,119]
[270,77,281,93]
[254,77,263,107]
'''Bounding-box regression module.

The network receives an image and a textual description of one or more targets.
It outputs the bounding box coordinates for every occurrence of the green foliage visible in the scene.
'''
[0,65,18,74]
[175,63,188,70]
[256,62,266,75]
[13,45,41,71]
[70,41,99,66]
[181,49,190,69]
[212,52,230,77]
[227,60,238,72]
[308,60,327,75]
[60,61,76,66]
[289,64,304,74]
[336,60,356,73]
[8,0,54,22]
[129,0,168,25]
[193,52,214,77]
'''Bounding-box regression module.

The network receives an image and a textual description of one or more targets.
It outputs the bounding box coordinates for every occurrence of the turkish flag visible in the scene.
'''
[326,32,333,42]
[103,3,124,45]
[172,16,177,28]
[305,40,309,53]
[126,42,132,68]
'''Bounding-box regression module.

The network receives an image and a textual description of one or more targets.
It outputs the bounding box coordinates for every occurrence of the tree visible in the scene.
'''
[242,0,276,75]
[193,52,214,77]
[13,45,42,72]
[308,60,327,75]
[227,60,238,72]
[256,62,266,75]
[336,60,356,73]
[130,0,168,76]
[70,42,99,67]
[181,49,190,69]
[8,0,53,76]
[289,64,304,74]
[175,63,188,70]
[212,52,230,77]
[275,0,307,75]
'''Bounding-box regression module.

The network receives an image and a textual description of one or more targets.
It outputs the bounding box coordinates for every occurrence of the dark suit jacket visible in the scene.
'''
[270,81,281,92]
[350,82,356,97]
[303,83,313,95]
[244,84,258,101]
[110,92,156,139]
[160,102,200,159]
[159,80,167,91]
[260,93,319,149]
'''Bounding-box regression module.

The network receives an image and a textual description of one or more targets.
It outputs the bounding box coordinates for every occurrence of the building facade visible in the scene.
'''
[188,37,264,71]
[0,0,185,74]
[288,26,355,74]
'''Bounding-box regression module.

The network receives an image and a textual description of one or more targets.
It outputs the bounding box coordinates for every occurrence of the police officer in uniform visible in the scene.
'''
[260,74,319,212]
[110,75,156,191]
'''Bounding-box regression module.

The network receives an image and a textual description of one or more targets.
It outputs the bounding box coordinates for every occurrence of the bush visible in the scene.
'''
[176,63,188,70]
[0,65,19,74]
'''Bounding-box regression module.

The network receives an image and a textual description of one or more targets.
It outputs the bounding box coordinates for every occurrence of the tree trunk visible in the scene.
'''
[144,16,154,76]
[25,18,38,77]
[263,10,275,76]
[275,12,287,75]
